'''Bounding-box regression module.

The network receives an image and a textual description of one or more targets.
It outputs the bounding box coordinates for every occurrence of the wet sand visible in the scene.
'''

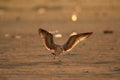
[0,0,120,80]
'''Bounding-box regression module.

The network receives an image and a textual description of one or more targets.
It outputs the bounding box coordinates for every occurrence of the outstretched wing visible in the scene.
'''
[63,32,93,52]
[38,28,56,52]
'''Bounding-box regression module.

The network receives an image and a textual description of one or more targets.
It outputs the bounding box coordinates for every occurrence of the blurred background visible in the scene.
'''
[0,0,120,33]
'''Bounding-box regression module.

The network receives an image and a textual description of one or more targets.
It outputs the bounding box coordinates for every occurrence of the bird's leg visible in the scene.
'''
[53,55,62,62]
[51,53,61,62]
[55,56,62,62]
[53,55,59,60]
[51,53,57,60]
[51,53,56,59]
[51,53,55,55]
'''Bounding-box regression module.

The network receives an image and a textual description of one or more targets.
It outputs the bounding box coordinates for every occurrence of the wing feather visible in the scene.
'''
[38,28,56,52]
[63,32,93,52]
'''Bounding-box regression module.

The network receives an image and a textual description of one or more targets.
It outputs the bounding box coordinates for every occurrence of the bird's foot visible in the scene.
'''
[53,56,62,62]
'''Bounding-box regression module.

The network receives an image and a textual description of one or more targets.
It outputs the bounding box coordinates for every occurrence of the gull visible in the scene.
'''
[38,28,92,59]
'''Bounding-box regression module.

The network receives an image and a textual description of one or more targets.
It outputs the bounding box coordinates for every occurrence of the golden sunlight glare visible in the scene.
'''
[71,13,77,22]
